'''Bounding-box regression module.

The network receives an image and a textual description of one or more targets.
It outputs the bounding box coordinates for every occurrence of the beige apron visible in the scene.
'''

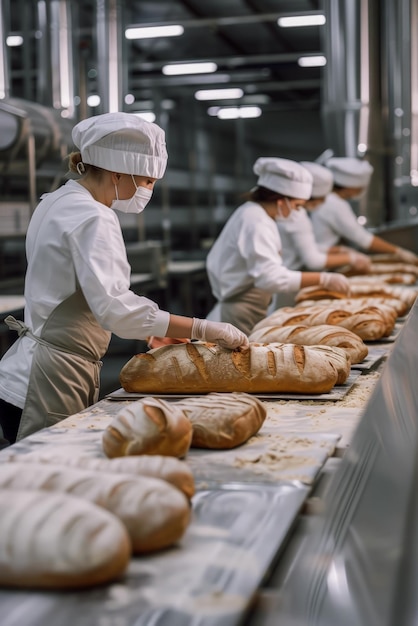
[218,287,272,335]
[5,290,110,441]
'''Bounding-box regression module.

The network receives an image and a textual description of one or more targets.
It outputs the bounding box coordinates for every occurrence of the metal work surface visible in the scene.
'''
[252,300,418,626]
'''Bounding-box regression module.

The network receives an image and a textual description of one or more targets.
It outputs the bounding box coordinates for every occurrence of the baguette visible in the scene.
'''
[0,462,191,553]
[368,262,418,276]
[119,342,350,395]
[2,453,195,499]
[249,323,368,364]
[174,392,267,449]
[0,489,131,589]
[347,273,416,285]
[102,397,193,460]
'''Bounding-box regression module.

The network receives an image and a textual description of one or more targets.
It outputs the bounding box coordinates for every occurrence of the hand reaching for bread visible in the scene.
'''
[319,272,351,294]
[348,250,372,272]
[192,318,249,349]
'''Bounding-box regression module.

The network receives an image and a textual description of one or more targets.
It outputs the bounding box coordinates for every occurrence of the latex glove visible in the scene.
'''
[192,318,249,349]
[348,250,372,272]
[319,272,351,294]
[394,247,418,265]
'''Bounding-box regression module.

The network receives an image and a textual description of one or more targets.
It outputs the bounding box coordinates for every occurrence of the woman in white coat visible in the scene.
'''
[206,157,350,335]
[310,157,418,262]
[0,112,248,446]
[271,161,372,310]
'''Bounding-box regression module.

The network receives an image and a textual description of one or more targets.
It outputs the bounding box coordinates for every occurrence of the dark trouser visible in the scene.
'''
[0,399,23,447]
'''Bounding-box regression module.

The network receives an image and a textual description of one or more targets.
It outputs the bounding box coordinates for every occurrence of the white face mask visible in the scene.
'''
[275,198,294,222]
[111,175,153,214]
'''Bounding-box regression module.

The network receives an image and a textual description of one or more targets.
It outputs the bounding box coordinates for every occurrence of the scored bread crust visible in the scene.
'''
[102,397,193,460]
[249,323,368,364]
[0,462,191,554]
[174,392,267,449]
[3,453,195,499]
[0,489,131,589]
[119,342,350,395]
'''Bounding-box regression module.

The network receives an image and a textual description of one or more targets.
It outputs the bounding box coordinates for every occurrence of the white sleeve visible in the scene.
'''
[331,201,374,250]
[285,211,327,270]
[238,218,302,293]
[68,216,170,340]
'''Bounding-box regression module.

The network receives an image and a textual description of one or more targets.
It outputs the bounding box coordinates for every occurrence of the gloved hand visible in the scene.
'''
[348,250,372,272]
[191,318,249,349]
[319,272,351,294]
[394,247,418,265]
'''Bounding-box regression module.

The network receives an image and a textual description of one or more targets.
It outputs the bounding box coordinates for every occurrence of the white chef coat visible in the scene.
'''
[310,192,374,252]
[206,201,302,302]
[0,180,170,408]
[277,207,327,270]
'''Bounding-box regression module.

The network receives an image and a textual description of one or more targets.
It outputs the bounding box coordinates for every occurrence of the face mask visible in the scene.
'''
[111,175,153,214]
[275,198,294,222]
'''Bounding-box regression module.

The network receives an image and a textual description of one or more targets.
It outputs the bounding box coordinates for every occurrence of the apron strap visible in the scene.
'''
[4,315,100,364]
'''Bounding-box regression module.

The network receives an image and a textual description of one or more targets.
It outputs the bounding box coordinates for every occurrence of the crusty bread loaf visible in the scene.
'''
[249,323,368,364]
[295,297,401,319]
[119,342,350,395]
[370,253,418,266]
[0,462,191,553]
[368,262,418,276]
[174,392,267,449]
[251,304,391,340]
[2,453,195,499]
[347,273,417,285]
[0,489,131,589]
[102,397,192,460]
[294,283,417,315]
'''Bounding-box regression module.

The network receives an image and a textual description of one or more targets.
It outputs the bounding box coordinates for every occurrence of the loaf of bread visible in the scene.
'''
[251,305,391,340]
[3,453,195,499]
[102,397,193,460]
[0,462,191,553]
[249,323,368,364]
[119,342,350,395]
[295,297,401,319]
[370,253,418,266]
[174,392,267,449]
[347,273,416,285]
[368,262,418,276]
[294,283,417,315]
[0,489,131,589]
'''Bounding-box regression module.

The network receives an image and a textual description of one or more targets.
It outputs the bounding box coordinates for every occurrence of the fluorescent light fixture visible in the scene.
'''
[278,15,326,28]
[125,25,184,40]
[133,111,156,123]
[195,88,244,101]
[6,35,23,46]
[87,94,101,107]
[216,106,262,120]
[298,55,327,67]
[207,107,221,116]
[162,62,217,76]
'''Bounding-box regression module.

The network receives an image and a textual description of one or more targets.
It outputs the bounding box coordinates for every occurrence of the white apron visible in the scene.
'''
[5,290,110,441]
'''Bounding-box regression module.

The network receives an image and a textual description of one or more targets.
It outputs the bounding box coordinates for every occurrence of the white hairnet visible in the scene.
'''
[326,157,373,188]
[72,112,168,179]
[253,157,313,200]
[300,161,334,198]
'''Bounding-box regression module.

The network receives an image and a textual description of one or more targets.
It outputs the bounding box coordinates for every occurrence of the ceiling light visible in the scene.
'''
[195,88,244,101]
[125,25,184,40]
[298,55,327,67]
[6,35,23,46]
[278,15,326,28]
[216,106,262,120]
[162,62,217,76]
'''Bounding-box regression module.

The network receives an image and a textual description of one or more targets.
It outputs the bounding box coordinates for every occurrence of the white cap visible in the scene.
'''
[72,112,168,179]
[253,157,313,200]
[300,161,333,198]
[326,157,373,188]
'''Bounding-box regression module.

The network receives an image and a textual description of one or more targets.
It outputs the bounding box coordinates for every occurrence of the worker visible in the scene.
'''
[271,160,372,310]
[310,157,418,263]
[0,112,249,446]
[206,157,351,335]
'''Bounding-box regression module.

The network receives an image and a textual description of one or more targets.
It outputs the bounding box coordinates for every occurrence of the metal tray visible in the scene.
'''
[106,371,361,402]
[351,346,389,372]
[1,482,310,626]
